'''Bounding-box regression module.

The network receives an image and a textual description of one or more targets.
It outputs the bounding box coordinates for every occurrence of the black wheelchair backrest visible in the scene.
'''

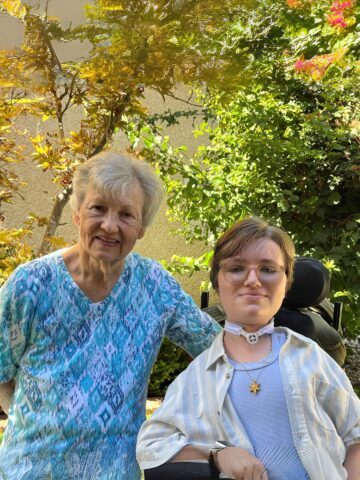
[282,256,330,309]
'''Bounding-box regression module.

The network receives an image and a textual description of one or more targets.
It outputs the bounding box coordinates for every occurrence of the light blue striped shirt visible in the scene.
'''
[228,333,309,479]
[137,329,360,479]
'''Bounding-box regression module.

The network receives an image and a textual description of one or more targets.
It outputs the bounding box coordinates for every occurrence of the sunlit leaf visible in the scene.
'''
[0,0,27,19]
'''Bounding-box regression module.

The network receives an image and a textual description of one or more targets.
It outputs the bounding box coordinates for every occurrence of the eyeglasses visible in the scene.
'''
[220,261,286,285]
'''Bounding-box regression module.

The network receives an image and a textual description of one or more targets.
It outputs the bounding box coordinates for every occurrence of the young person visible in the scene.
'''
[137,217,360,480]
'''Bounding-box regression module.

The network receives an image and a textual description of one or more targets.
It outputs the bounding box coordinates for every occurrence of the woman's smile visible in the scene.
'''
[95,235,121,246]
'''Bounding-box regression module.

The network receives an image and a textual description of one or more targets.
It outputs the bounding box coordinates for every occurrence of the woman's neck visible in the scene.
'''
[224,332,272,363]
[62,245,124,302]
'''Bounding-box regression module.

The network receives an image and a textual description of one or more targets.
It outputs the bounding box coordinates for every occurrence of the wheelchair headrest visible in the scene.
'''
[282,256,330,309]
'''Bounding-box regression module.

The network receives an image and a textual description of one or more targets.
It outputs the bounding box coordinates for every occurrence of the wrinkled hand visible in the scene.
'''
[215,447,268,480]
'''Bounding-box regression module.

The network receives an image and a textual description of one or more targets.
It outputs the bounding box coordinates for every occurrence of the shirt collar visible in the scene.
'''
[205,325,312,370]
[205,330,227,370]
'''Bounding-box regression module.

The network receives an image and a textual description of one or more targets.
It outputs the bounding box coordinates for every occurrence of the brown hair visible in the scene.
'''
[210,216,295,291]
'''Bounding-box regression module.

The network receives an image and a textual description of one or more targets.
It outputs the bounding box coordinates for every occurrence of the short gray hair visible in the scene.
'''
[69,151,164,227]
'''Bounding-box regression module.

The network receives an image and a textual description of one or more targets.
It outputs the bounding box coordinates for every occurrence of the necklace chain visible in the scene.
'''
[241,364,266,394]
[240,340,273,395]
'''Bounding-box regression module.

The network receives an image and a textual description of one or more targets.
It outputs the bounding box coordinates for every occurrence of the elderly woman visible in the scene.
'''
[137,217,360,480]
[0,151,221,479]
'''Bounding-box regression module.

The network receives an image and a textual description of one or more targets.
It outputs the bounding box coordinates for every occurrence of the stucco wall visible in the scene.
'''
[0,1,218,305]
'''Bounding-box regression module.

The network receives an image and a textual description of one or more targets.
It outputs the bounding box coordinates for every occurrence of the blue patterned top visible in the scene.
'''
[0,250,221,479]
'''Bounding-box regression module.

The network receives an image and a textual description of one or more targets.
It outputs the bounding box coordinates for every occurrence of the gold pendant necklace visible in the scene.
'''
[240,339,273,395]
[249,380,261,395]
[242,366,265,395]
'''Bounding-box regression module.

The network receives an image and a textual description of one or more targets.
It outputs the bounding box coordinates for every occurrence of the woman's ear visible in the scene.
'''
[73,210,80,226]
[138,227,145,239]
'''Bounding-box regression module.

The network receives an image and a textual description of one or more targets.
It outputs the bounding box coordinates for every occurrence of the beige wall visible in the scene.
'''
[0,1,218,305]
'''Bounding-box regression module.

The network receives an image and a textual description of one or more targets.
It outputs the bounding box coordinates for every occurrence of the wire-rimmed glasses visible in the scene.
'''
[220,260,286,285]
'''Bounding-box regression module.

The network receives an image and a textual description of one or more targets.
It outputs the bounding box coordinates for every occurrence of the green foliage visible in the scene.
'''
[0,228,34,285]
[148,338,191,397]
[128,0,360,336]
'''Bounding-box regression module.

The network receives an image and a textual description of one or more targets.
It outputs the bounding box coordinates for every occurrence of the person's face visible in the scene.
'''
[73,181,145,266]
[217,238,287,332]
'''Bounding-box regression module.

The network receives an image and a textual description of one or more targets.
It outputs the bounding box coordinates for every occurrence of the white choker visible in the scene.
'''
[224,319,275,344]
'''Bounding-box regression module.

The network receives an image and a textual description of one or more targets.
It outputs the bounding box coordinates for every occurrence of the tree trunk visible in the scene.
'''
[37,187,72,255]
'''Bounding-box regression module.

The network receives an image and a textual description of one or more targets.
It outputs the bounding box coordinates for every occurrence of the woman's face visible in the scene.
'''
[217,238,287,332]
[73,181,145,267]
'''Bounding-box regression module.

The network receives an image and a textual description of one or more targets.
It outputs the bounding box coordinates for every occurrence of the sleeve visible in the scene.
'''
[160,270,222,358]
[136,368,197,470]
[329,374,360,447]
[314,347,360,447]
[0,266,36,383]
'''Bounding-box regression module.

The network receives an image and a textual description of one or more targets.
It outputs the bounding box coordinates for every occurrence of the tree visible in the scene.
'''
[0,0,252,277]
[130,0,360,334]
[0,39,34,282]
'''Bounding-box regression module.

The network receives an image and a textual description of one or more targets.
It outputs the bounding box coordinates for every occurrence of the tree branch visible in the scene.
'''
[90,93,131,157]
[164,90,201,107]
[38,93,133,255]
[37,187,72,255]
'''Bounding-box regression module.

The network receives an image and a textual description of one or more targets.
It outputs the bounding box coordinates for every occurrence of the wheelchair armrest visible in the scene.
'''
[144,461,233,479]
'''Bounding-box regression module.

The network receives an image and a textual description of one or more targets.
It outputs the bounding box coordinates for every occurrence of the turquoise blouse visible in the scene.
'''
[0,250,221,479]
